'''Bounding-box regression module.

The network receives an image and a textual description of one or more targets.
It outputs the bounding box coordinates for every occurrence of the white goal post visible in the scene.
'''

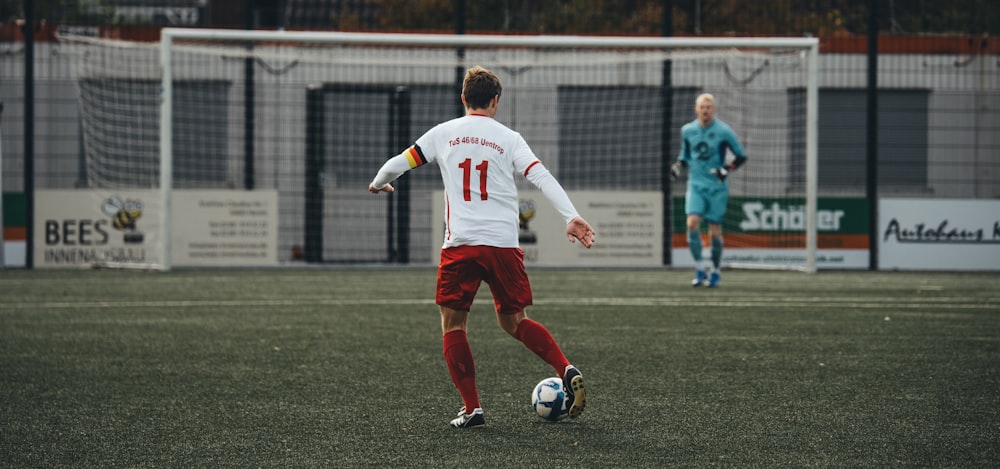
[150,30,818,271]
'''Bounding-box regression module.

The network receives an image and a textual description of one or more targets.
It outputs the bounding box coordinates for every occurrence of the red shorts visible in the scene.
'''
[437,245,533,315]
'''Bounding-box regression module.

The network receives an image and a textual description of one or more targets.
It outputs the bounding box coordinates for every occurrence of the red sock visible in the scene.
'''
[442,330,480,412]
[515,319,571,377]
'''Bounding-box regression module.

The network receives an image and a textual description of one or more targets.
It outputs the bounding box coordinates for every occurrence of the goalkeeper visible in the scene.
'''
[670,93,747,288]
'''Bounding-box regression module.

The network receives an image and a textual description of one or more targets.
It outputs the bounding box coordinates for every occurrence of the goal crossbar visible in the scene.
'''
[162,28,818,50]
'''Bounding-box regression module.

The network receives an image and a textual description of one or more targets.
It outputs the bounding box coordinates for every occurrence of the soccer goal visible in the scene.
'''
[66,29,817,271]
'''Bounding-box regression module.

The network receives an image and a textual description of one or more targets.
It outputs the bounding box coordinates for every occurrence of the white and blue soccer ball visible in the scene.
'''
[531,377,569,421]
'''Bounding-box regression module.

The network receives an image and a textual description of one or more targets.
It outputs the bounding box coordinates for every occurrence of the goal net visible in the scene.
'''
[66,30,818,271]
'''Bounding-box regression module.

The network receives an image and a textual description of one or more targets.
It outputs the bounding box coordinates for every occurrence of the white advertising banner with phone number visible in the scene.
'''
[33,190,279,268]
[431,190,663,267]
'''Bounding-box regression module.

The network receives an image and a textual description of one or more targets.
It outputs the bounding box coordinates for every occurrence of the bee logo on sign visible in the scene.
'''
[519,199,538,244]
[101,195,144,244]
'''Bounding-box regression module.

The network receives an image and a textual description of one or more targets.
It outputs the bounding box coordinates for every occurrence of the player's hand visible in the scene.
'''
[566,216,596,249]
[369,182,394,194]
[710,167,729,182]
[670,161,685,180]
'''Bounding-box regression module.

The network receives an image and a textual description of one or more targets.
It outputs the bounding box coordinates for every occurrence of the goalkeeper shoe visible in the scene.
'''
[691,270,707,287]
[563,365,587,419]
[450,407,485,429]
[708,271,721,288]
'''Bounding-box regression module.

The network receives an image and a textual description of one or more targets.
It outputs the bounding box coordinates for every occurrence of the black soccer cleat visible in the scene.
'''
[450,407,485,429]
[562,365,587,419]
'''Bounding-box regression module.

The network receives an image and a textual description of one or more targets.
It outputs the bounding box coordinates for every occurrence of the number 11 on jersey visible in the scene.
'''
[458,158,489,201]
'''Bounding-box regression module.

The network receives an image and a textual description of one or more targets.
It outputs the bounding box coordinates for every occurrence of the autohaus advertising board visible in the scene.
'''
[879,198,1000,270]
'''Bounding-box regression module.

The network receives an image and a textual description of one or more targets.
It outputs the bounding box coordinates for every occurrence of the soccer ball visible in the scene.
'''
[531,377,569,421]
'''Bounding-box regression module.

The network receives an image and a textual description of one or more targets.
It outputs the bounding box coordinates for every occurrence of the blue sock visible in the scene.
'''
[711,237,723,271]
[687,230,703,267]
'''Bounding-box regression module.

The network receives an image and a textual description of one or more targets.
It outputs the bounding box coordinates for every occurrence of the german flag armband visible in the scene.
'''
[404,145,428,169]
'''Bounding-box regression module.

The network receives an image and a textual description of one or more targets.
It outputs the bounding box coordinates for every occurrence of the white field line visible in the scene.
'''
[4,296,997,310]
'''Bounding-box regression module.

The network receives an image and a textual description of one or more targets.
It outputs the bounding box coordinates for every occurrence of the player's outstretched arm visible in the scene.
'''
[566,216,596,248]
[368,182,395,194]
[369,152,414,194]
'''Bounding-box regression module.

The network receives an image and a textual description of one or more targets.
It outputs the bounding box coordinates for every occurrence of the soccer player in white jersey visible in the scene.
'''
[671,93,747,288]
[369,66,595,428]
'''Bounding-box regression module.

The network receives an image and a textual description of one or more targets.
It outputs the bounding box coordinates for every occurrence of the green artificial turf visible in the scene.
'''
[2,268,998,467]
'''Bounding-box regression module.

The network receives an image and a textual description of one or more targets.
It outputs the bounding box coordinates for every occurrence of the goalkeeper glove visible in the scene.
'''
[670,161,686,180]
[710,167,730,182]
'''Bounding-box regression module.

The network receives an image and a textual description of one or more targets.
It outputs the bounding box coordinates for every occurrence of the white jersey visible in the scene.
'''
[371,114,580,249]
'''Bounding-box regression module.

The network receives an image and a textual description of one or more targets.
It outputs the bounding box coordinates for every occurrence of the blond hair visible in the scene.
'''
[695,93,716,107]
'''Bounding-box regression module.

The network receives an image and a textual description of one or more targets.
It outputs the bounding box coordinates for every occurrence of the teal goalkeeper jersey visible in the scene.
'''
[677,118,746,188]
